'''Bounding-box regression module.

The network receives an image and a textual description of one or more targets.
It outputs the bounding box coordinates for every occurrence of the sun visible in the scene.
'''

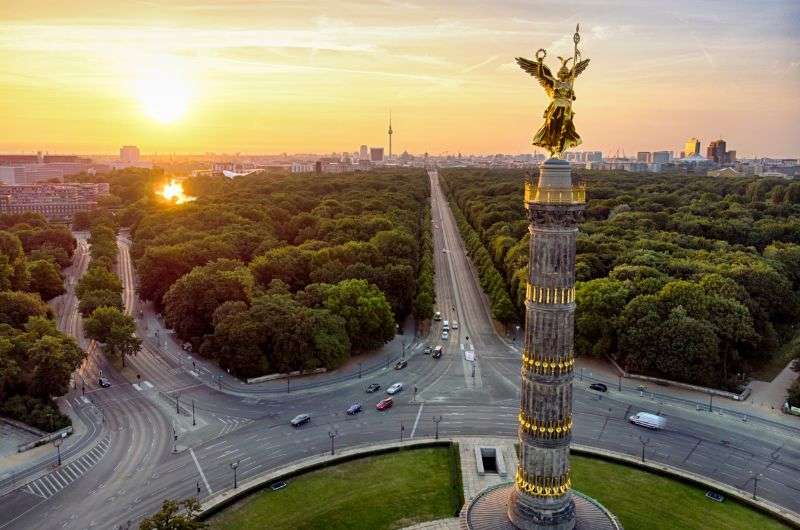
[136,74,190,123]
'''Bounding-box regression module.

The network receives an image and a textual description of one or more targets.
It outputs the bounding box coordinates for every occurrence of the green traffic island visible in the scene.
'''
[204,445,463,530]
[569,455,790,530]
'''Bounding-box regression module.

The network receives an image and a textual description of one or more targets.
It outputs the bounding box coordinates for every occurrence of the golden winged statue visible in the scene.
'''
[516,25,590,158]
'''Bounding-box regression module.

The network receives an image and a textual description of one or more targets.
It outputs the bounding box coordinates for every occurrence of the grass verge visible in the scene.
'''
[571,455,790,530]
[208,446,463,530]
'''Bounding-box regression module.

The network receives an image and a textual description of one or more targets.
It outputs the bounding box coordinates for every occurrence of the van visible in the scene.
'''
[433,346,443,359]
[442,320,450,331]
[629,412,666,430]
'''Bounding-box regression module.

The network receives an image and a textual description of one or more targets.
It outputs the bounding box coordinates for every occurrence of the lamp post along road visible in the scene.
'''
[53,432,66,467]
[433,416,443,440]
[230,460,240,489]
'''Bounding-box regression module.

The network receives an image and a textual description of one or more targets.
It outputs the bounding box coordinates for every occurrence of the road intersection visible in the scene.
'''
[1,170,799,529]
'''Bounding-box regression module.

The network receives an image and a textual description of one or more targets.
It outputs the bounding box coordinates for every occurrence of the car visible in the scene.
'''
[589,383,608,392]
[394,359,408,370]
[423,345,432,355]
[290,414,311,427]
[386,382,403,395]
[442,320,450,331]
[365,383,381,393]
[376,397,394,411]
[433,312,442,321]
[433,346,443,359]
[182,342,192,352]
[98,377,112,388]
[452,321,459,330]
[441,330,449,340]
[346,403,362,415]
[270,480,288,491]
[629,412,666,430]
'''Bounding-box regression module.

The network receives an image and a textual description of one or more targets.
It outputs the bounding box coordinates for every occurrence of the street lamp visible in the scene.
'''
[400,422,405,443]
[230,460,240,489]
[639,436,650,463]
[53,432,67,467]
[750,471,763,500]
[328,430,338,455]
[433,416,443,440]
[192,399,196,427]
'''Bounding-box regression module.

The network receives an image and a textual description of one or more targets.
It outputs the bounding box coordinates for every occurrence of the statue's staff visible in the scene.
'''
[561,24,581,154]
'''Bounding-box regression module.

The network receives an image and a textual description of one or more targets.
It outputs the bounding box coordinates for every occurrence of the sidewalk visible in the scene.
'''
[576,356,800,431]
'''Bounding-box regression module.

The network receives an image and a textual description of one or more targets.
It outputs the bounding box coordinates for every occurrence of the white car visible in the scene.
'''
[452,321,459,330]
[386,382,403,395]
[441,330,449,340]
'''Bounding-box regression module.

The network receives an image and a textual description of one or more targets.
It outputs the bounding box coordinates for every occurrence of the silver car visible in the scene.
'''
[386,382,403,395]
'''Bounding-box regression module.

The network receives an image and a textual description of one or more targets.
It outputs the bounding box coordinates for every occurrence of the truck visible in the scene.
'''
[629,412,667,430]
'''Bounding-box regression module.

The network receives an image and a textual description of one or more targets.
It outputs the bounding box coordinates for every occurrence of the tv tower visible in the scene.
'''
[388,111,393,160]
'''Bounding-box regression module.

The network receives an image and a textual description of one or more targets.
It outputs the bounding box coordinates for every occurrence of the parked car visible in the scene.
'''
[386,382,403,395]
[346,403,362,415]
[433,346,443,359]
[441,330,449,340]
[589,383,608,392]
[270,480,288,491]
[376,397,394,411]
[394,359,408,370]
[365,383,381,393]
[423,345,432,355]
[629,412,666,430]
[433,312,442,321]
[452,321,459,330]
[182,342,192,352]
[98,377,112,388]
[442,320,450,331]
[290,414,311,427]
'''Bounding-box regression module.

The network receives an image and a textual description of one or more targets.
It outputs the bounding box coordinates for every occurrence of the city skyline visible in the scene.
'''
[1,0,798,157]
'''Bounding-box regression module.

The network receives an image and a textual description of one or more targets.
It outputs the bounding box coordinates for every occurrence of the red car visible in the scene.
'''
[376,397,393,411]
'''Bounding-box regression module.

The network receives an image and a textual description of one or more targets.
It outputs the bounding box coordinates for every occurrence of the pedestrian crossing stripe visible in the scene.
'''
[23,436,111,499]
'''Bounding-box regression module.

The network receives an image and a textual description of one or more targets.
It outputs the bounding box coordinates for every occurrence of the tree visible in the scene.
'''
[575,278,631,357]
[163,260,252,342]
[26,260,65,301]
[323,279,395,350]
[84,307,141,367]
[78,289,124,317]
[0,291,51,328]
[76,265,122,299]
[139,498,207,530]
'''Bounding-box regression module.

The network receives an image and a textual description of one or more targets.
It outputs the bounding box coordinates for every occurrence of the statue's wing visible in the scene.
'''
[572,58,590,78]
[516,57,554,97]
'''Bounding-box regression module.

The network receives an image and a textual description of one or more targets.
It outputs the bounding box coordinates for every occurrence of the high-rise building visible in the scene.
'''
[726,150,737,162]
[370,147,384,162]
[652,151,671,164]
[120,145,140,163]
[706,139,728,163]
[684,137,701,157]
[636,152,652,163]
[359,145,369,159]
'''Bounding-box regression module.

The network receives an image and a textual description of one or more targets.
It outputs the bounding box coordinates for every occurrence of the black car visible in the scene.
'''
[394,359,408,370]
[270,480,288,491]
[366,383,381,393]
[98,377,112,388]
[589,383,608,392]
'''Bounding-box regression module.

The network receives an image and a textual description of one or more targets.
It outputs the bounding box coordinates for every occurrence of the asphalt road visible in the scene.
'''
[1,170,799,529]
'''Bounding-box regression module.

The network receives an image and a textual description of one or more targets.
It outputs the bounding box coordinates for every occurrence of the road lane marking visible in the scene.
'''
[410,403,424,439]
[143,381,154,389]
[190,448,213,495]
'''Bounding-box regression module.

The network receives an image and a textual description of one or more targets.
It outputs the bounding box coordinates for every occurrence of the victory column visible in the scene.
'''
[465,26,621,530]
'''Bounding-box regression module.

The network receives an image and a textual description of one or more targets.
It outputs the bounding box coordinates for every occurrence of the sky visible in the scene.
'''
[0,0,798,157]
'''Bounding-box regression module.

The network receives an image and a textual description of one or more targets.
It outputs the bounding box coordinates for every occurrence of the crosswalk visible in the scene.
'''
[24,436,111,499]
[215,415,253,437]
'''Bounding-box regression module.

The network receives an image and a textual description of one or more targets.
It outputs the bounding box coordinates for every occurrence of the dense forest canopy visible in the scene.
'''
[115,168,434,378]
[0,212,83,431]
[441,169,800,391]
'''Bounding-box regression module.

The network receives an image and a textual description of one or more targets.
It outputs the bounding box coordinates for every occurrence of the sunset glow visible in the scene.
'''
[0,1,797,156]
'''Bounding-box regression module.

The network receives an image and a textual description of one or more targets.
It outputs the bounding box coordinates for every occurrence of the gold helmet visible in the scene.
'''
[556,56,573,77]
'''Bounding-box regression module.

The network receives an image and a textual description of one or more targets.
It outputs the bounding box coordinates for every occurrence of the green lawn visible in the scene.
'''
[571,455,790,530]
[208,446,463,530]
